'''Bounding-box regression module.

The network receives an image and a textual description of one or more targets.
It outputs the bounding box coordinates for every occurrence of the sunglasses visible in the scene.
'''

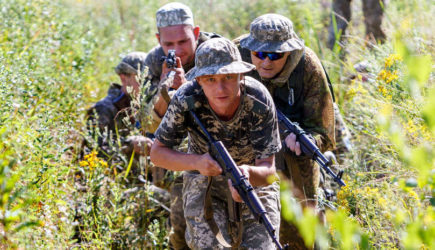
[252,51,285,61]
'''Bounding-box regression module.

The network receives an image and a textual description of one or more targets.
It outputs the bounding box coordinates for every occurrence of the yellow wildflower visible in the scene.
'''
[384,54,402,68]
[79,160,88,167]
[377,69,387,80]
[378,85,387,96]
[99,160,108,168]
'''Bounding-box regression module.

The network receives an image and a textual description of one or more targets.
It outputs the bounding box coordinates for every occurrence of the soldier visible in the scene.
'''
[235,14,336,249]
[81,52,170,243]
[150,38,282,249]
[328,0,386,49]
[144,3,220,248]
[86,52,153,165]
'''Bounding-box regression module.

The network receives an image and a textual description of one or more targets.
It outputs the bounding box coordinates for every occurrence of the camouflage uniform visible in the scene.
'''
[238,14,335,249]
[155,38,282,249]
[144,3,222,249]
[86,52,148,174]
[328,0,386,49]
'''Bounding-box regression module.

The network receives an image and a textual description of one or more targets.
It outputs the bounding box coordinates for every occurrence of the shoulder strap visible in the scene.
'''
[321,64,336,103]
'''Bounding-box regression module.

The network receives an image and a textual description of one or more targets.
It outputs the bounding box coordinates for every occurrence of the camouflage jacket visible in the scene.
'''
[155,76,281,166]
[235,35,335,152]
[85,83,137,161]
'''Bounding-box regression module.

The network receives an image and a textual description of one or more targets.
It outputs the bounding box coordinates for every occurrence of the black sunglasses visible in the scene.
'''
[252,51,285,61]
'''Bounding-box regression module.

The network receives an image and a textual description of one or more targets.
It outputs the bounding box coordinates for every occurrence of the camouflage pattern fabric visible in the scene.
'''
[183,174,280,249]
[240,14,304,53]
[86,83,132,158]
[186,37,254,80]
[154,76,282,249]
[327,0,386,49]
[236,21,335,247]
[156,2,194,28]
[144,31,220,250]
[115,51,147,75]
[169,175,189,250]
[85,83,150,182]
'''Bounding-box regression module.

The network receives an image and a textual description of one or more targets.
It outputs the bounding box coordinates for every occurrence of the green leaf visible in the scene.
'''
[406,54,432,86]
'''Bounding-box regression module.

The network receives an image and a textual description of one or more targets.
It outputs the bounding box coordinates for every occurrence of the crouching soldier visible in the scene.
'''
[150,38,282,249]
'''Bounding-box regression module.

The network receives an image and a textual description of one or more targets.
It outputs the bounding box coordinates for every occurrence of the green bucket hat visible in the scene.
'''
[114,51,147,75]
[156,2,194,28]
[186,38,255,80]
[240,14,304,53]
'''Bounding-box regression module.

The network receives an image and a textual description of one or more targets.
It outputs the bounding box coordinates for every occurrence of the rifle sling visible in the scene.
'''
[204,176,243,249]
[160,86,171,104]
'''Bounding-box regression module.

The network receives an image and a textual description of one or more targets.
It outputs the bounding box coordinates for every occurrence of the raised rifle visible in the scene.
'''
[276,109,346,187]
[159,49,177,103]
[160,49,177,78]
[189,109,286,250]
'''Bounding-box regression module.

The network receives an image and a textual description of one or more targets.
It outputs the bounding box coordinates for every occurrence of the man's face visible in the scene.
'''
[156,25,200,66]
[197,74,241,118]
[119,73,140,96]
[250,51,290,79]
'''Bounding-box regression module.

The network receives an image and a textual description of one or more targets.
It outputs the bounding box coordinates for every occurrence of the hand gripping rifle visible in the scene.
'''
[160,49,177,78]
[276,109,346,187]
[189,109,286,250]
[159,49,177,103]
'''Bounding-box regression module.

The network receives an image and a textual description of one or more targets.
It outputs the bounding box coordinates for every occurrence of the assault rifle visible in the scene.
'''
[161,49,177,78]
[276,109,346,187]
[189,109,286,250]
[159,49,177,103]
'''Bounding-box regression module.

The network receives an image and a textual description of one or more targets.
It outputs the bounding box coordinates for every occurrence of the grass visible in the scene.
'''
[0,0,433,248]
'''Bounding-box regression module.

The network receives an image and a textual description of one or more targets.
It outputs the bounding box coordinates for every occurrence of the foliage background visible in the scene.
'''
[0,0,433,248]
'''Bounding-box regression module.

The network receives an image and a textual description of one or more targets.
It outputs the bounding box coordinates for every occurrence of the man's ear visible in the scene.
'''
[193,26,200,41]
[156,32,161,44]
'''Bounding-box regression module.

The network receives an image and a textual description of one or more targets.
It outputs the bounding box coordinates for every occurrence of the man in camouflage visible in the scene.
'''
[150,38,282,249]
[235,14,339,249]
[86,52,154,167]
[144,3,220,248]
[328,0,386,49]
[82,52,170,241]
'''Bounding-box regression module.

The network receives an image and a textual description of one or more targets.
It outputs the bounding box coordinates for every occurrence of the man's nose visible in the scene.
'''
[261,57,272,66]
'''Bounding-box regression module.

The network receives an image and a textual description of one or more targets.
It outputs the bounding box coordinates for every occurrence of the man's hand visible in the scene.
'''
[124,135,153,156]
[284,133,302,156]
[228,165,250,203]
[160,57,186,90]
[196,153,222,176]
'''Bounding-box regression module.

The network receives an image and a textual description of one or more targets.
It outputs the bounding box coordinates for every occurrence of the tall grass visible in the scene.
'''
[0,0,433,248]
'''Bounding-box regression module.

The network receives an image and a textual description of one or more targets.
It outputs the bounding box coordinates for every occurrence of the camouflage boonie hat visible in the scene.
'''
[156,2,194,28]
[115,52,147,75]
[240,14,304,53]
[186,38,255,80]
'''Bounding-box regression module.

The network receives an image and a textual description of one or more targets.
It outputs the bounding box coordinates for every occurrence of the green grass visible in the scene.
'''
[0,0,433,248]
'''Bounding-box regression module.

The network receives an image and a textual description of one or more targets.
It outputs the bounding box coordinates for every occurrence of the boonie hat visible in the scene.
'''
[187,38,255,80]
[240,13,304,52]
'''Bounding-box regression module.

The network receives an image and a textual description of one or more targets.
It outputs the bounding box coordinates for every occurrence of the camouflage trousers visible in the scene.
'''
[276,150,320,250]
[327,0,386,49]
[183,172,281,250]
[169,175,189,250]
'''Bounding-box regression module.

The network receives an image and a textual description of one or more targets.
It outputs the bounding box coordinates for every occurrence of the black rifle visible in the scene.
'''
[160,49,177,78]
[276,109,346,187]
[189,110,285,250]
